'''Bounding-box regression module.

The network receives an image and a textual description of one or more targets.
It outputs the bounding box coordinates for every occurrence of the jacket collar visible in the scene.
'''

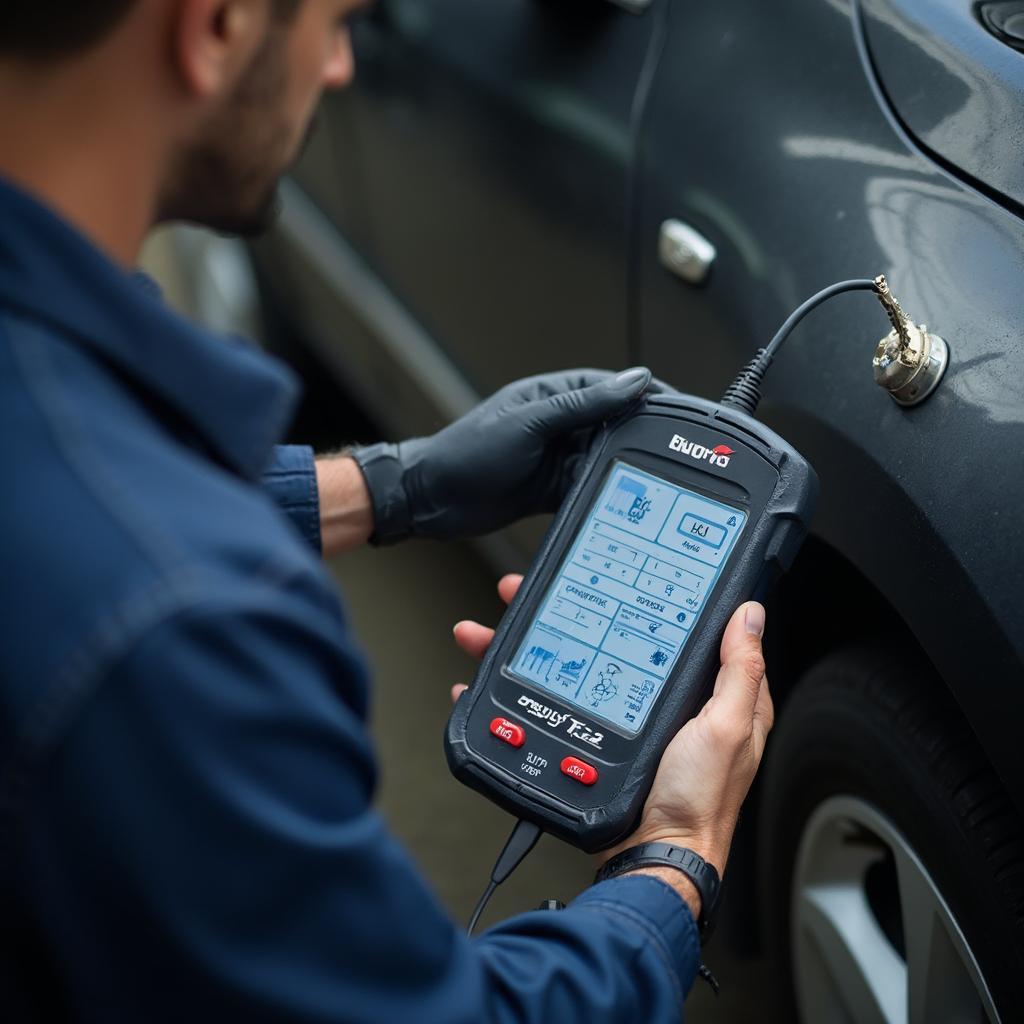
[0,175,299,479]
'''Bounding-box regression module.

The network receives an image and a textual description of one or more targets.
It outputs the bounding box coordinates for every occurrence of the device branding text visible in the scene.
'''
[517,695,604,749]
[669,434,734,468]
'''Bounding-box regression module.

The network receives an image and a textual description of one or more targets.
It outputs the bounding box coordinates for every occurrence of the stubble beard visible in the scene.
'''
[159,26,300,236]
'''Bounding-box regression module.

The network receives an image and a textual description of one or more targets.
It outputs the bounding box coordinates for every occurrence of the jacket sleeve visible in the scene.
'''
[260,444,322,553]
[19,574,699,1023]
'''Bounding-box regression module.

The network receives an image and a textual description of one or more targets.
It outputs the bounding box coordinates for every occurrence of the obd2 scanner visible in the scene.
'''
[445,276,931,935]
[445,392,815,853]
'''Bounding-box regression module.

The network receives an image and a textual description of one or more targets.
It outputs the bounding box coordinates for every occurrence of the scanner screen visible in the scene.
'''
[507,461,746,735]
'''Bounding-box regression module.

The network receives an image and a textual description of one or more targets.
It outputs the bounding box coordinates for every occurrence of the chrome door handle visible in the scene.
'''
[658,220,716,285]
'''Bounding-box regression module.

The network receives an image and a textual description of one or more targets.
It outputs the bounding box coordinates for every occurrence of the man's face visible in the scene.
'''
[161,0,358,234]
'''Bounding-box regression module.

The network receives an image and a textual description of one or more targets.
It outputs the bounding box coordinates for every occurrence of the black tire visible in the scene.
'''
[758,647,1024,1021]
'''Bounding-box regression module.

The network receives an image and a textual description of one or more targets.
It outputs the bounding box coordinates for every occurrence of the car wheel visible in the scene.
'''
[758,647,1024,1022]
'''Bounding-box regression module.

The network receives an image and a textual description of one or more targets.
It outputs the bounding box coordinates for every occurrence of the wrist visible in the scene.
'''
[597,831,729,877]
[314,454,374,556]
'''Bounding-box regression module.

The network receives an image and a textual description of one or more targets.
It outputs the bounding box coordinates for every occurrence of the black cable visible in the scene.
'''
[763,278,878,360]
[466,819,542,936]
[467,881,498,937]
[721,278,878,415]
[697,962,721,996]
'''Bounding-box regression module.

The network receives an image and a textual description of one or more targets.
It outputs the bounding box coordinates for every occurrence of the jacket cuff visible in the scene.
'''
[572,874,701,999]
[261,445,322,554]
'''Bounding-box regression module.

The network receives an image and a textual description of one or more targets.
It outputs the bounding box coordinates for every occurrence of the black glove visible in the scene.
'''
[352,367,658,544]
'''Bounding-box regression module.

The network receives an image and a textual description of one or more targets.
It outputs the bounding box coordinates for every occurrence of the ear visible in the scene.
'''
[172,0,269,98]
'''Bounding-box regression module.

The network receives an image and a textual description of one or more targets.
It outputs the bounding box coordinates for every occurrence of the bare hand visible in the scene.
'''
[451,574,522,702]
[453,578,772,879]
[600,601,772,874]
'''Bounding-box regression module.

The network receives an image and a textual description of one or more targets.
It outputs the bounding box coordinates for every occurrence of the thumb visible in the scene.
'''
[531,367,652,436]
[710,602,767,720]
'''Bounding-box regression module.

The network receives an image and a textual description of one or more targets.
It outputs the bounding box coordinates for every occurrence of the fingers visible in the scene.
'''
[497,574,523,605]
[494,368,607,402]
[710,602,767,725]
[453,620,494,660]
[531,367,652,436]
[451,575,522,704]
[452,575,520,668]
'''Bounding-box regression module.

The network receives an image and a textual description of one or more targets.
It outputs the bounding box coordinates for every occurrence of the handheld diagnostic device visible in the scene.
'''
[446,275,942,933]
[445,391,817,852]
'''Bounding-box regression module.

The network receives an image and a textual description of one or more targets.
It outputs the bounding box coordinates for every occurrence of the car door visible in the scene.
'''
[342,0,657,398]
[632,0,1024,1018]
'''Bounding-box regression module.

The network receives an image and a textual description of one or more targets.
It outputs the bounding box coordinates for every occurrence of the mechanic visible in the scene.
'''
[0,2,774,1021]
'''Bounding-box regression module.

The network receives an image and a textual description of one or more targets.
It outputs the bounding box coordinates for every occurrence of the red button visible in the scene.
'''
[560,757,598,785]
[489,717,526,748]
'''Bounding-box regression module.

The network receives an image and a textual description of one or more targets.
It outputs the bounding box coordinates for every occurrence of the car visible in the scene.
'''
[241,0,1024,1019]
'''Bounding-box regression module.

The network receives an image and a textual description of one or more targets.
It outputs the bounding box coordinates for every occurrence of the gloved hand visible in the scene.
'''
[352,367,660,544]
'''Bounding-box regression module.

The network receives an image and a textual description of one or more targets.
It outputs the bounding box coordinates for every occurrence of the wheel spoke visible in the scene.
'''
[796,882,906,1024]
[792,796,1001,1024]
[894,846,996,1024]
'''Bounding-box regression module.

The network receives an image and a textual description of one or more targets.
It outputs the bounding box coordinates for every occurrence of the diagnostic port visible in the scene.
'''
[872,276,949,406]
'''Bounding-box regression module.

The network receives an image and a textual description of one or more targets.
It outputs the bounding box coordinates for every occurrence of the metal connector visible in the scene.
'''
[871,275,949,406]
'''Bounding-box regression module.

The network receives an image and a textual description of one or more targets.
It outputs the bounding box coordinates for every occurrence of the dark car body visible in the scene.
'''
[249,0,1024,1016]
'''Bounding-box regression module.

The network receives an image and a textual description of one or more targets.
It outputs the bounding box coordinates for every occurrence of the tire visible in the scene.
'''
[758,647,1024,1023]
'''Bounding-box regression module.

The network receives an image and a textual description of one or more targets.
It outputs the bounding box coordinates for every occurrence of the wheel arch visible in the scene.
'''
[761,403,1024,820]
[721,520,1020,956]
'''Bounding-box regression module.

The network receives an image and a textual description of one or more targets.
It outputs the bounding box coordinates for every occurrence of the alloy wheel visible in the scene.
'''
[792,795,999,1024]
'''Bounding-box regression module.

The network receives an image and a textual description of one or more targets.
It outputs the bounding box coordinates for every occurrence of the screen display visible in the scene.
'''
[507,461,747,735]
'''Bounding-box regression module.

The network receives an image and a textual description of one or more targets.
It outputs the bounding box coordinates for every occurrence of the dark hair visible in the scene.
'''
[0,1,303,60]
[0,2,139,58]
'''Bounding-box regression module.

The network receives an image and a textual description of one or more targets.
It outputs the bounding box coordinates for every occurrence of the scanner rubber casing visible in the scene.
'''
[445,393,818,853]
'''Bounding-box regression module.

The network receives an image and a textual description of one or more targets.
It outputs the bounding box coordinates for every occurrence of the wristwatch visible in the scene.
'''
[595,842,721,939]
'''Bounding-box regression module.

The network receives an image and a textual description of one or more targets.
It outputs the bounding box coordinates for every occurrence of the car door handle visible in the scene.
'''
[658,220,716,285]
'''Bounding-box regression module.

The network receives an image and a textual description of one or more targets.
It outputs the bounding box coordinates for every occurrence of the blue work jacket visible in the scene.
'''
[0,176,699,1021]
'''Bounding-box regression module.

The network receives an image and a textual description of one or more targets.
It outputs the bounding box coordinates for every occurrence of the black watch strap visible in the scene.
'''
[595,842,721,939]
